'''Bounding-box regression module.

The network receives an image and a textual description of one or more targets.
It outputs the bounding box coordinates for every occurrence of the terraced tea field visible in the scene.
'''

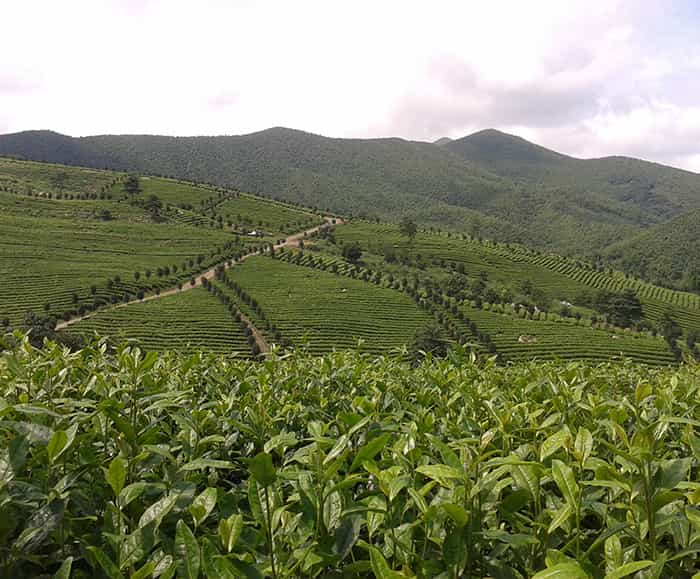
[217,194,322,235]
[140,177,221,206]
[273,246,677,364]
[2,157,697,364]
[457,304,675,364]
[67,288,251,354]
[226,256,436,354]
[0,210,239,325]
[335,220,700,332]
[0,157,121,196]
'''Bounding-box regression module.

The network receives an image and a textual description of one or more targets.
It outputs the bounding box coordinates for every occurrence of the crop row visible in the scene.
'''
[275,247,678,364]
[335,221,700,333]
[226,256,436,355]
[67,288,252,355]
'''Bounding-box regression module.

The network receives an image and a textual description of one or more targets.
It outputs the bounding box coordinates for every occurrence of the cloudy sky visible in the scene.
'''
[2,0,700,171]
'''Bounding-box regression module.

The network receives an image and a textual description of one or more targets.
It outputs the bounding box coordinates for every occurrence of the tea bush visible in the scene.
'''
[0,335,698,577]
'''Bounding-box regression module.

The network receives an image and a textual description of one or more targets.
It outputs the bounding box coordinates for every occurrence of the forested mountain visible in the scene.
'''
[603,208,700,290]
[446,129,700,222]
[1,126,699,286]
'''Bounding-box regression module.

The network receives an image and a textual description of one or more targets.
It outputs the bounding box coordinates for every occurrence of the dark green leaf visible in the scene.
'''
[248,452,277,486]
[176,519,201,579]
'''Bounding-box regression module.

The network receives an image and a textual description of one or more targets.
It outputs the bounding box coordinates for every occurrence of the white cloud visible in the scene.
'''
[1,0,699,171]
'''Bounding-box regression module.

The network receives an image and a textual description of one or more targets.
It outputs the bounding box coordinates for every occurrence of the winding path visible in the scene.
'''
[57,217,340,354]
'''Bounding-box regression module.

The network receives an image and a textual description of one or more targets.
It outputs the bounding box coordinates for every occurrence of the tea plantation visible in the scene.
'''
[1,155,699,364]
[226,256,436,355]
[0,337,698,577]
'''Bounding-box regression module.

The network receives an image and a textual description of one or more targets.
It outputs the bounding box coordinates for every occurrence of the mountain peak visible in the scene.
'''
[446,128,570,168]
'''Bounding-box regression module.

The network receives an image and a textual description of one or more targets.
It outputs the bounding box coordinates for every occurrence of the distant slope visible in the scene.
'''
[2,127,700,273]
[603,209,700,291]
[0,130,109,167]
[446,129,700,222]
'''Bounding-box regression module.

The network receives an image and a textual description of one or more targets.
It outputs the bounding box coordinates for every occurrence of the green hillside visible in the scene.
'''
[0,158,316,329]
[3,127,700,280]
[603,209,700,289]
[1,157,698,364]
[69,288,253,355]
[225,256,437,355]
[447,129,700,222]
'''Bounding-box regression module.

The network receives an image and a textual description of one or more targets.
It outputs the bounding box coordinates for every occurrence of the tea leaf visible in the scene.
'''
[52,556,73,579]
[219,513,243,553]
[551,459,579,506]
[175,520,201,579]
[604,560,653,579]
[334,515,362,561]
[350,433,392,472]
[532,562,588,578]
[416,464,463,487]
[540,429,570,461]
[105,456,127,497]
[87,546,122,579]
[248,452,277,487]
[189,487,218,528]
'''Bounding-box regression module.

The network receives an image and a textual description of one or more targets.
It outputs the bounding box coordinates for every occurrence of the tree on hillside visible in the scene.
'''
[50,171,69,193]
[659,312,683,360]
[123,174,142,198]
[399,217,418,241]
[342,242,362,264]
[411,323,448,360]
[594,289,642,327]
[144,194,163,220]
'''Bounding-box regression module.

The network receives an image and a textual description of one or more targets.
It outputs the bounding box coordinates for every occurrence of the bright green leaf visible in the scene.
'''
[604,560,654,579]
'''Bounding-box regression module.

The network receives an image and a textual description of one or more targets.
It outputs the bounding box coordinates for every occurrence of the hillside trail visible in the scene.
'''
[56,216,341,354]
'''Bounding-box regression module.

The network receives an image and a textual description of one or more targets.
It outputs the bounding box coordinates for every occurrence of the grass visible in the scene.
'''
[67,288,251,354]
[226,256,435,354]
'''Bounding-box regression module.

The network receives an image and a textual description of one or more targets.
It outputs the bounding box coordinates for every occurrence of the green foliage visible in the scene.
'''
[399,217,417,241]
[0,336,698,577]
[123,174,142,197]
[410,322,448,359]
[594,289,643,327]
[341,241,362,263]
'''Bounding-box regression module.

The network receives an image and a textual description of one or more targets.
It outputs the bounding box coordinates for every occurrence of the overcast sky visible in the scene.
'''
[2,0,700,171]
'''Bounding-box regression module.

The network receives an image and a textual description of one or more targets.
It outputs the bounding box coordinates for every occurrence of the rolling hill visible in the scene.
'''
[1,127,699,289]
[602,208,700,288]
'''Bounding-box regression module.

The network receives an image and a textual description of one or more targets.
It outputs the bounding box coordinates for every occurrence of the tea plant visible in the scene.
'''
[0,334,698,577]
